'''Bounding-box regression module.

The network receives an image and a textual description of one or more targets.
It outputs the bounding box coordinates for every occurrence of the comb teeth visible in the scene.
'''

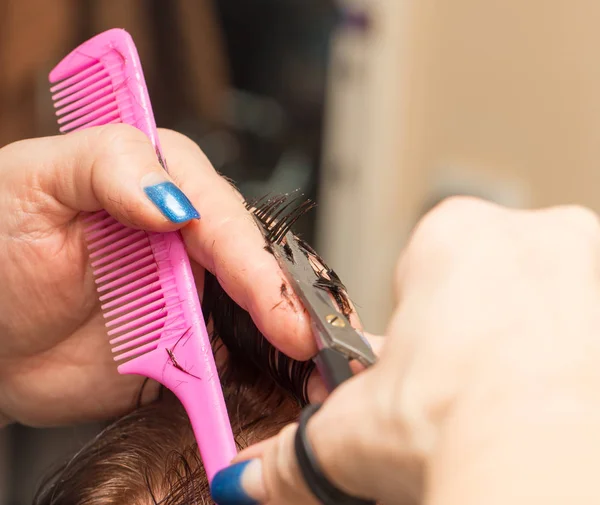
[50,34,186,365]
[83,213,184,363]
[50,58,124,133]
[50,61,103,93]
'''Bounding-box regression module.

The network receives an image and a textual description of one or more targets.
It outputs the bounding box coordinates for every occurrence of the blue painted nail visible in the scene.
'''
[211,460,259,505]
[144,182,200,223]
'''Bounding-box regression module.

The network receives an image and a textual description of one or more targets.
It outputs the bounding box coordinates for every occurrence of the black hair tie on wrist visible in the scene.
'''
[294,403,376,505]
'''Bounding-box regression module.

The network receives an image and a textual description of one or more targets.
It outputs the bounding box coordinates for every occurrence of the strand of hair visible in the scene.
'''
[256,194,289,223]
[269,200,313,243]
[271,200,316,244]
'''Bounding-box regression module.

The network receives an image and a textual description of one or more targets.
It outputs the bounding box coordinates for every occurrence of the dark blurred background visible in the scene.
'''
[1,1,341,502]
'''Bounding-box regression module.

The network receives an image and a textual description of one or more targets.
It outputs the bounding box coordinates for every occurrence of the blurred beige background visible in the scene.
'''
[318,0,600,333]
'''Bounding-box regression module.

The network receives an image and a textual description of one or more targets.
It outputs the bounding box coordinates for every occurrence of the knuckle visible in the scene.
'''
[553,204,600,235]
[532,205,600,255]
[409,196,490,255]
[157,128,209,163]
[426,195,492,227]
[157,130,245,205]
[156,128,220,182]
[95,123,148,154]
[158,128,200,149]
[92,124,156,171]
[396,196,508,287]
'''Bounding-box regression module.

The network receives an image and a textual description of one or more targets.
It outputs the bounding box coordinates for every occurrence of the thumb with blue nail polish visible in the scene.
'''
[42,124,202,232]
[211,459,264,505]
[142,173,200,224]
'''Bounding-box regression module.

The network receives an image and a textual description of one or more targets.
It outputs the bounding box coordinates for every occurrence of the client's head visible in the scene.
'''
[33,194,353,505]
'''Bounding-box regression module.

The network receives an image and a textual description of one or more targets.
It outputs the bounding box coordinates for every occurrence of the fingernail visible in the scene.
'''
[211,459,265,505]
[143,179,200,223]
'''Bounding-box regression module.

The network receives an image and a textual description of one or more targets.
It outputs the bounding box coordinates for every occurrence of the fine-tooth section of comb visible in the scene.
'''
[51,64,120,133]
[49,29,161,148]
[48,29,170,363]
[82,212,184,363]
[49,29,237,481]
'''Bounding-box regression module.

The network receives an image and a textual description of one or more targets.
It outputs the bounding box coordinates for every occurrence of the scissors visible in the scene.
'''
[272,231,377,392]
[272,231,378,505]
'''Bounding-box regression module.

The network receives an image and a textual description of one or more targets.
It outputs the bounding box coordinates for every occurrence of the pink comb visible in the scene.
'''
[49,29,237,481]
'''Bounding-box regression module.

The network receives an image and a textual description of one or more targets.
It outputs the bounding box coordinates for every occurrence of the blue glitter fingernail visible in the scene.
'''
[211,460,259,505]
[144,182,200,223]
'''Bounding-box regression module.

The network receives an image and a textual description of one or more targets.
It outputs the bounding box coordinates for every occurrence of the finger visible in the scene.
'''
[211,368,421,505]
[156,129,316,359]
[307,332,386,403]
[1,124,199,231]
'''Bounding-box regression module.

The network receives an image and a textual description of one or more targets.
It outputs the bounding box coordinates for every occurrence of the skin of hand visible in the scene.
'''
[0,124,317,427]
[211,197,600,505]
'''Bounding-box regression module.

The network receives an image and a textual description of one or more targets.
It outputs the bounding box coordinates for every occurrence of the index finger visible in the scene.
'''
[157,129,316,360]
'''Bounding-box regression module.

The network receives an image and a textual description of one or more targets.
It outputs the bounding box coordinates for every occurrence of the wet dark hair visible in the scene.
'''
[33,193,353,505]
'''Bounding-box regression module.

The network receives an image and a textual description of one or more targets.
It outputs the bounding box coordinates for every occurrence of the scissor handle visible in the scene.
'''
[314,348,354,392]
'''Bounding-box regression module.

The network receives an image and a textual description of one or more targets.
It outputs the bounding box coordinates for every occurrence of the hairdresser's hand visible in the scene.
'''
[0,124,316,427]
[212,197,600,505]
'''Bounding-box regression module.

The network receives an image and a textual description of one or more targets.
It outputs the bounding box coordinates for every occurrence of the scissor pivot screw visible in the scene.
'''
[326,314,346,328]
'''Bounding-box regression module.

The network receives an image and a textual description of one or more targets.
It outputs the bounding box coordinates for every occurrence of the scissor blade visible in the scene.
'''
[272,232,377,367]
